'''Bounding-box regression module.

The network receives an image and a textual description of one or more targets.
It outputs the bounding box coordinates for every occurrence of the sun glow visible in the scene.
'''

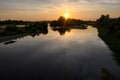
[64,13,70,19]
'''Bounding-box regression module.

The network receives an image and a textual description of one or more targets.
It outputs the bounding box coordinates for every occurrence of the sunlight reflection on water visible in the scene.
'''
[0,26,120,80]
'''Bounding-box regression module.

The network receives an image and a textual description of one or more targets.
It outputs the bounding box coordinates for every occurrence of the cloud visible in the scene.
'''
[68,0,120,5]
[0,0,120,20]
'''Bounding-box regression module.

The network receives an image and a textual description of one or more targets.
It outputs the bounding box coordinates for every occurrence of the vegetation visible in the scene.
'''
[50,16,85,27]
[4,25,19,35]
[96,15,120,37]
[96,15,120,65]
[52,27,71,35]
[0,21,48,36]
[0,20,32,25]
[25,21,48,34]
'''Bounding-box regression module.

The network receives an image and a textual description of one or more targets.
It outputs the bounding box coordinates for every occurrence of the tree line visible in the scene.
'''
[0,21,48,36]
[50,16,85,27]
[96,15,120,38]
[0,20,33,25]
[96,15,120,65]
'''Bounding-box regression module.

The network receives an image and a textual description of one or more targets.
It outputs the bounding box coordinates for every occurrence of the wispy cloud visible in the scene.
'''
[0,0,120,20]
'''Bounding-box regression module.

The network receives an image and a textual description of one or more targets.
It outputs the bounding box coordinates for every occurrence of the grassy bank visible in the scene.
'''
[97,27,120,65]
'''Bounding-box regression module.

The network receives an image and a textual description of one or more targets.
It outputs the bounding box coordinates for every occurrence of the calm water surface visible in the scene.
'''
[0,26,120,80]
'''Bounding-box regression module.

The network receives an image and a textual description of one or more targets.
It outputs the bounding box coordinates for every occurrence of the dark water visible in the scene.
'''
[0,26,120,80]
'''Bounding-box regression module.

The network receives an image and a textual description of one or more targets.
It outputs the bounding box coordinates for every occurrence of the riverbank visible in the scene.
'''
[97,27,120,65]
[0,34,28,43]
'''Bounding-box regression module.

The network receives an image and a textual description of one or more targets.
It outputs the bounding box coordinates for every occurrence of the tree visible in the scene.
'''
[58,16,65,26]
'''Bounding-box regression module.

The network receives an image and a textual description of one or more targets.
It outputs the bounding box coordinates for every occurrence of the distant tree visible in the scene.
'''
[50,16,85,27]
[4,25,18,35]
[50,20,59,27]
[58,16,65,26]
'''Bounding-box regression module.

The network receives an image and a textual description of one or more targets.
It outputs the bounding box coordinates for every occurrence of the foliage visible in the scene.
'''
[0,20,32,25]
[50,16,84,27]
[0,21,48,36]
[52,27,71,35]
[96,15,120,65]
[4,25,18,35]
[96,15,120,38]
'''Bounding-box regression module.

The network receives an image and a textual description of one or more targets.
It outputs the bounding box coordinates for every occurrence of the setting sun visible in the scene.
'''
[64,13,70,19]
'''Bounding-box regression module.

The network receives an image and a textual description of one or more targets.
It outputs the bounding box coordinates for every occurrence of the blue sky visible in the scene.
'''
[0,0,120,21]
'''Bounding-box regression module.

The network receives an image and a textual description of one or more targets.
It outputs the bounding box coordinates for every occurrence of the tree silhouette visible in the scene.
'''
[58,16,65,26]
[50,16,85,27]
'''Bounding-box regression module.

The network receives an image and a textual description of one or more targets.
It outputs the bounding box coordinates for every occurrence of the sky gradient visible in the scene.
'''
[0,0,120,21]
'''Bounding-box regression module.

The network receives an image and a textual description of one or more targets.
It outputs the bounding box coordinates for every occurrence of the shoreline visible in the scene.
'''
[0,34,29,43]
[97,27,120,65]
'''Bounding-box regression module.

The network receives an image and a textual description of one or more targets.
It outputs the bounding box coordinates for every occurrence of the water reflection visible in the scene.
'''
[112,52,120,66]
[0,26,120,80]
[51,27,71,35]
[101,68,116,80]
[0,23,48,43]
[3,40,17,45]
[0,25,87,43]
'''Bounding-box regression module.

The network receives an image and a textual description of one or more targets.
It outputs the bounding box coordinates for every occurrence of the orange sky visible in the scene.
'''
[0,0,120,21]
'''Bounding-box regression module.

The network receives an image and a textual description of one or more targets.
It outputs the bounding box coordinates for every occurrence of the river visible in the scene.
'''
[0,26,120,80]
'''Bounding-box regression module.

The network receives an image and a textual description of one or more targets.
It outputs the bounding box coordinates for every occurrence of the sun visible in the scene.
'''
[64,13,70,19]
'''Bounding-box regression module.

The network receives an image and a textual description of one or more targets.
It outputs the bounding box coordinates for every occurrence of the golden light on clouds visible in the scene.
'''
[0,0,120,20]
